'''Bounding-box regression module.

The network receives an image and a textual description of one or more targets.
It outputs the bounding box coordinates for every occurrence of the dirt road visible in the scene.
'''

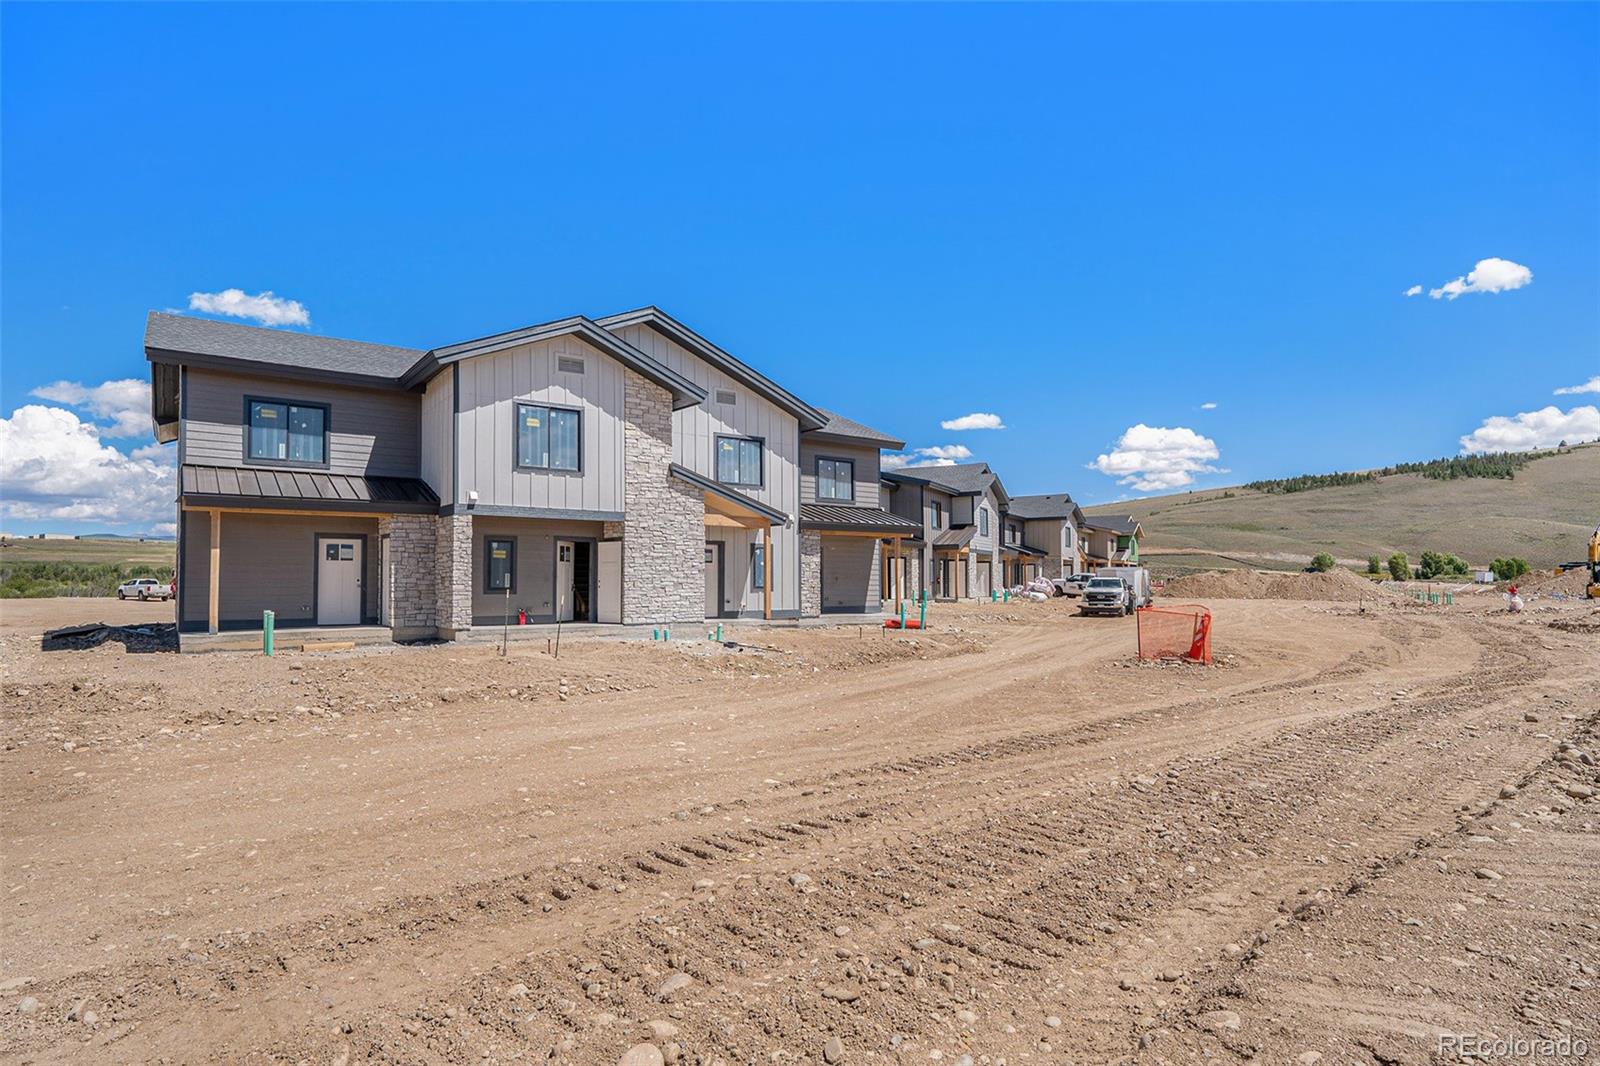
[1,594,1596,1064]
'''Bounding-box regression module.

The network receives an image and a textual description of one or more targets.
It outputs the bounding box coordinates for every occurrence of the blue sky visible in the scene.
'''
[3,2,1596,534]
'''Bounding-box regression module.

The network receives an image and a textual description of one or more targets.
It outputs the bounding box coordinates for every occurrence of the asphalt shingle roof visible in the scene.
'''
[807,408,905,450]
[1007,493,1083,521]
[146,313,423,383]
[1083,514,1140,535]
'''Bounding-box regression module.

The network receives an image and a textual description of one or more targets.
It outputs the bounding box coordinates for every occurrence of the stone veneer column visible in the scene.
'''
[799,530,822,618]
[963,550,978,600]
[907,552,922,601]
[991,551,1004,593]
[435,514,473,638]
[378,514,438,640]
[621,369,703,625]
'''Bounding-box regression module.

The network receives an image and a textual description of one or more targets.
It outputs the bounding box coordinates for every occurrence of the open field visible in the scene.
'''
[0,539,176,569]
[1087,442,1599,570]
[1,589,1597,1065]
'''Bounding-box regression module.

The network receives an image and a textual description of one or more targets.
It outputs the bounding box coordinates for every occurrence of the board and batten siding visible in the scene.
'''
[608,323,801,615]
[182,369,420,477]
[799,439,881,508]
[420,370,454,504]
[453,336,625,514]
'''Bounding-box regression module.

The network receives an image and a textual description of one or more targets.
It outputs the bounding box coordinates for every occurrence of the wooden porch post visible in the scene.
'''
[893,536,903,612]
[208,508,221,635]
[762,524,772,621]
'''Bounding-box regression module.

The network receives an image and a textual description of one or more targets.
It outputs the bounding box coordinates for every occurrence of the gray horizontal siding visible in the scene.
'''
[183,368,420,478]
[179,511,379,629]
[800,440,881,508]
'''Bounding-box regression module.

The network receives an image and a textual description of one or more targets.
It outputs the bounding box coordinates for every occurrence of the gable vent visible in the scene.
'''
[714,389,737,406]
[556,355,585,375]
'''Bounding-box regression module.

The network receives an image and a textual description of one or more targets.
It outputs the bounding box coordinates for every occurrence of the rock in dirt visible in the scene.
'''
[619,1043,665,1066]
[822,985,860,1003]
[645,1020,678,1041]
[1474,868,1504,882]
[822,1034,845,1063]
[656,972,693,999]
[1562,783,1595,800]
[17,996,38,1015]
[1196,1009,1241,1032]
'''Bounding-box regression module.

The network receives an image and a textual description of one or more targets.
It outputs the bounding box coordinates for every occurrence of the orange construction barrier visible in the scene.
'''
[1135,604,1212,665]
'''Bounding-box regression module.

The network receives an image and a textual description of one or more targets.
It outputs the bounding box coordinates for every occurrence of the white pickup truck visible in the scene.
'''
[1079,567,1153,616]
[116,577,171,601]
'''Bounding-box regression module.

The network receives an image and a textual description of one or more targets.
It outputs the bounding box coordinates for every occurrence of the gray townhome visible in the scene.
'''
[1002,493,1087,584]
[880,462,1009,601]
[145,307,907,645]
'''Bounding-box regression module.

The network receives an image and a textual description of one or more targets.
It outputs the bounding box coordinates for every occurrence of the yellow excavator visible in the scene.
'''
[1568,524,1600,599]
[1590,526,1600,599]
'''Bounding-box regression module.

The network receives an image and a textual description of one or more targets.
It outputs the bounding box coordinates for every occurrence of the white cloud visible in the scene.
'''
[940,412,1005,431]
[1458,404,1600,453]
[188,288,311,326]
[881,453,913,470]
[1090,424,1222,492]
[915,444,972,461]
[31,378,150,438]
[0,405,175,525]
[1403,285,1422,297]
[1199,402,1217,410]
[1554,376,1600,396]
[1427,257,1532,300]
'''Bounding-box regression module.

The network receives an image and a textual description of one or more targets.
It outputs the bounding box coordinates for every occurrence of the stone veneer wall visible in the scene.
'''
[435,514,473,636]
[621,370,703,624]
[907,552,922,600]
[799,530,822,617]
[963,549,978,601]
[378,514,438,638]
[990,550,1004,596]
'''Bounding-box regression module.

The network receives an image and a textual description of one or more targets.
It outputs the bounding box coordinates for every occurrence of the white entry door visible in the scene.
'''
[317,537,363,626]
[704,543,721,617]
[555,540,576,622]
[597,540,621,623]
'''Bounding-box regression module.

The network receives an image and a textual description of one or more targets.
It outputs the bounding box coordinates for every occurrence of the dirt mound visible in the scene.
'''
[1517,567,1592,596]
[1162,567,1391,601]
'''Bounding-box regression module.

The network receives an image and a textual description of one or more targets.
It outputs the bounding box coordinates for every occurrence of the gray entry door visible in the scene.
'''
[704,543,722,617]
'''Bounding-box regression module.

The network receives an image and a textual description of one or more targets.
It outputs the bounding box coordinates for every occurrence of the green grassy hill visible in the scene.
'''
[1086,443,1597,573]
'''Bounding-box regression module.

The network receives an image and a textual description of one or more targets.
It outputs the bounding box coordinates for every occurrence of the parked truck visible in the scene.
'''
[1078,567,1153,616]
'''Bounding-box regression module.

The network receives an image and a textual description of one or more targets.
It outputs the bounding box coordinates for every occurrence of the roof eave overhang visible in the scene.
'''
[597,308,827,431]
[146,347,410,391]
[668,463,791,526]
[803,429,907,451]
[408,317,706,408]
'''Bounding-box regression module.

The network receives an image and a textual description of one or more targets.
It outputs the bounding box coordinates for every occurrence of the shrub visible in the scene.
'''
[1387,552,1410,581]
[1309,552,1336,573]
[1417,550,1470,579]
[0,561,174,599]
[1490,557,1530,581]
[1367,555,1383,575]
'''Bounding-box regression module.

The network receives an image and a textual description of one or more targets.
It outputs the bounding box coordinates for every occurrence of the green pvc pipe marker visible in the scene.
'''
[919,598,927,630]
[263,609,275,656]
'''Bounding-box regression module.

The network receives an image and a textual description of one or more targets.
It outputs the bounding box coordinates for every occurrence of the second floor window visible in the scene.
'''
[931,500,943,528]
[516,404,580,472]
[816,458,854,501]
[248,399,327,465]
[979,506,990,537]
[716,435,763,487]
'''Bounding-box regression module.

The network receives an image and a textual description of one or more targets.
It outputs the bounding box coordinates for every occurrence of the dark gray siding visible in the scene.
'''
[183,368,420,478]
[799,439,882,508]
[179,511,379,630]
[469,516,606,624]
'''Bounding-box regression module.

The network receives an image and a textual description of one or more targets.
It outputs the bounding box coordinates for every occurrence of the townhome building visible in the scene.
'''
[880,463,1007,601]
[1003,493,1087,583]
[145,308,905,645]
[1082,514,1142,568]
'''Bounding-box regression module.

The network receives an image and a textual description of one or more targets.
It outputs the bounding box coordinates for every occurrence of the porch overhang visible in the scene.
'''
[931,526,975,551]
[179,464,440,515]
[668,463,789,529]
[799,503,921,537]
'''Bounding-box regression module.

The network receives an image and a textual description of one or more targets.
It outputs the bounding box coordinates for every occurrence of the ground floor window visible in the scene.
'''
[485,537,515,592]
[751,542,766,591]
